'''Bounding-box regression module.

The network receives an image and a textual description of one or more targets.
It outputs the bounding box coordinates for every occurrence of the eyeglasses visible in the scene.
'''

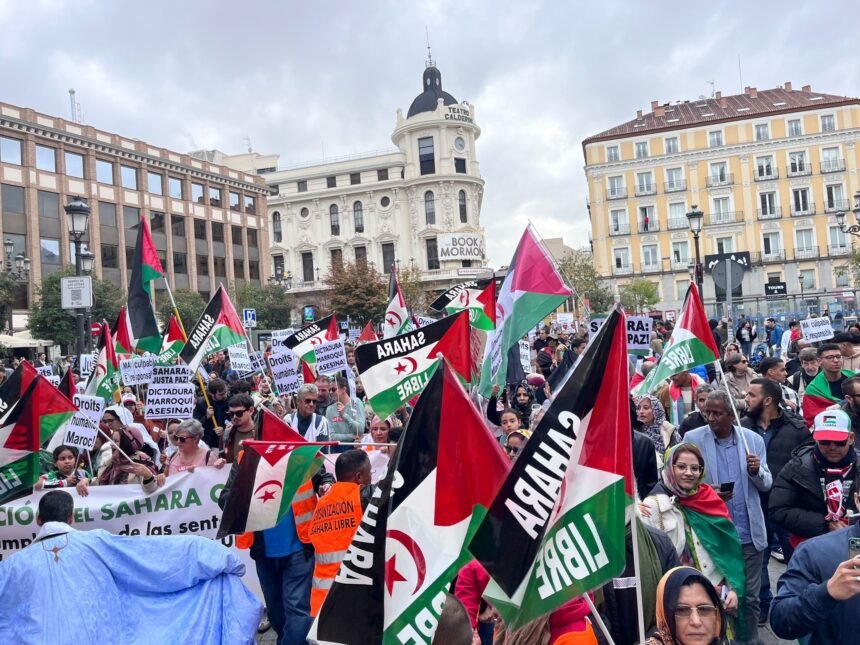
[822,355,843,361]
[302,398,318,404]
[123,401,137,407]
[675,604,719,619]
[176,435,194,444]
[818,439,849,447]
[225,409,248,419]
[505,445,521,455]
[673,463,702,474]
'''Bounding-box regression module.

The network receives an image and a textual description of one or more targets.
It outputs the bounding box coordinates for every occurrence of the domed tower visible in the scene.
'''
[392,59,485,273]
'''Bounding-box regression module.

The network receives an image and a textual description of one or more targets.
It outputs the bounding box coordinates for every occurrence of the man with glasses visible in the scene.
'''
[838,376,860,453]
[802,344,855,428]
[770,410,857,555]
[286,384,331,443]
[222,393,257,464]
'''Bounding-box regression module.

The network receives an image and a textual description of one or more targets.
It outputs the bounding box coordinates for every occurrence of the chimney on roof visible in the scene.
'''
[636,109,643,119]
[651,100,659,110]
[748,87,758,99]
[654,105,665,117]
[720,97,728,109]
[715,91,722,100]
[784,81,793,91]
[802,84,811,92]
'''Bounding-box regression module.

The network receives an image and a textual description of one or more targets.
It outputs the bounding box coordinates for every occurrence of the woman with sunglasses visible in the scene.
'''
[504,431,528,462]
[164,419,225,477]
[722,353,752,413]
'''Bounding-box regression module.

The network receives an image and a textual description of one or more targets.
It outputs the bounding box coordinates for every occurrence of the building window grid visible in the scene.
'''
[458,190,467,223]
[64,151,85,178]
[35,145,56,172]
[424,191,436,226]
[418,137,436,175]
[353,201,364,233]
[754,123,770,141]
[330,205,340,236]
[426,239,439,270]
[0,136,23,165]
[821,114,836,132]
[664,137,679,154]
[297,180,308,193]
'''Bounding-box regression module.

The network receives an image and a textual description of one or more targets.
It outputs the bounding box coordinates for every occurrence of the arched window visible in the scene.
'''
[458,190,467,223]
[272,211,282,243]
[353,201,364,233]
[424,191,435,226]
[330,204,340,236]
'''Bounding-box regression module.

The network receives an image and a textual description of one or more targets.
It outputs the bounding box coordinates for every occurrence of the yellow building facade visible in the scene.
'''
[583,84,860,317]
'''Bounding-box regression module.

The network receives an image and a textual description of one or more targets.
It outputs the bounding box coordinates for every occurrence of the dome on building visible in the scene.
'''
[407,62,458,118]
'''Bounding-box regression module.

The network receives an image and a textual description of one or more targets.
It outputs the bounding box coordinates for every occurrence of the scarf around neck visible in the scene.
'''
[638,394,668,454]
[813,445,856,521]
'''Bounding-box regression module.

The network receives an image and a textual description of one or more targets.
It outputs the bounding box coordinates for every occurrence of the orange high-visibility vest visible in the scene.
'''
[307,482,362,616]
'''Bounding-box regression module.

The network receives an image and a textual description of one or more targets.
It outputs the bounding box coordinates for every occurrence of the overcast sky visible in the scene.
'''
[3,0,858,265]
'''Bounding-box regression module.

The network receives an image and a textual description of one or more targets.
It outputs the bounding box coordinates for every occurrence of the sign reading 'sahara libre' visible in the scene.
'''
[437,233,485,260]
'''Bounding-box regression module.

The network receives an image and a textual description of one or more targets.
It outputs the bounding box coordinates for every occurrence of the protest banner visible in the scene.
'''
[590,315,653,355]
[73,394,105,426]
[800,316,834,343]
[145,382,195,419]
[0,468,261,600]
[36,366,54,379]
[151,364,194,385]
[270,328,296,354]
[79,354,95,380]
[267,348,302,395]
[227,343,253,375]
[556,312,574,332]
[62,412,99,451]
[413,315,436,328]
[120,355,157,386]
[518,339,531,373]
[314,339,347,376]
[46,374,60,387]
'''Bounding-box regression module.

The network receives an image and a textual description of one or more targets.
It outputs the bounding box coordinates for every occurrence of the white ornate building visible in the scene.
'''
[255,60,487,319]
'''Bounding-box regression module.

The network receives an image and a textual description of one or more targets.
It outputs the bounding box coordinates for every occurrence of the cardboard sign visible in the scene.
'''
[151,365,194,385]
[556,312,574,332]
[73,394,105,427]
[36,365,54,379]
[800,317,834,343]
[120,356,157,386]
[314,339,347,376]
[46,374,60,387]
[413,315,436,328]
[227,343,253,375]
[145,382,195,419]
[79,354,95,380]
[62,412,99,451]
[271,328,296,354]
[518,339,531,374]
[267,348,302,395]
[589,315,653,355]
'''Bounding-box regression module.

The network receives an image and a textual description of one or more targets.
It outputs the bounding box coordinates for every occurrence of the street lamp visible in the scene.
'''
[686,205,704,292]
[268,266,293,290]
[835,191,860,238]
[81,250,95,352]
[64,197,91,362]
[2,240,30,334]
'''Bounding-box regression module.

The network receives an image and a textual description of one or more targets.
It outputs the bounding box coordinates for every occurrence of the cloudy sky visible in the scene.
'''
[3,0,858,264]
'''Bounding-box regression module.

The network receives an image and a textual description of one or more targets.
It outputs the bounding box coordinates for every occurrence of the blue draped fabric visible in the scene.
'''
[0,522,263,644]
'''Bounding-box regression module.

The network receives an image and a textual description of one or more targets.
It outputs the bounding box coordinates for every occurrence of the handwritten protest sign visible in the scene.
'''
[73,394,105,426]
[120,356,157,386]
[267,348,302,395]
[314,340,347,376]
[227,343,253,375]
[145,382,195,419]
[800,316,834,343]
[62,412,99,451]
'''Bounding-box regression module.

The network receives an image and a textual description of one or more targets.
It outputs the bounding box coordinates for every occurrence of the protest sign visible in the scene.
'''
[227,343,253,375]
[0,468,262,600]
[73,394,105,426]
[314,339,347,376]
[271,328,296,354]
[46,374,60,387]
[556,312,574,332]
[120,355,157,386]
[79,354,95,380]
[589,315,653,355]
[518,339,531,373]
[36,366,54,379]
[413,315,436,328]
[800,316,834,343]
[145,382,195,419]
[62,412,99,451]
[151,364,194,385]
[267,348,302,395]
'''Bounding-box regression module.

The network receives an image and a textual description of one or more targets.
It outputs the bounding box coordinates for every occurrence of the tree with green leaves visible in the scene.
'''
[0,272,19,334]
[29,267,124,349]
[324,261,387,324]
[619,278,660,313]
[233,282,296,330]
[556,249,615,315]
[397,266,431,315]
[158,288,206,332]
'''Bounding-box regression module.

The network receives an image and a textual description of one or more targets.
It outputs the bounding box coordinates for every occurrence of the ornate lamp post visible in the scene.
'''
[686,205,704,292]
[64,198,91,360]
[2,240,30,334]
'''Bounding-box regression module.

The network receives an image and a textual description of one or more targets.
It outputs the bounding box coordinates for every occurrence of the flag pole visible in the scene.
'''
[627,504,647,644]
[714,360,750,454]
[96,426,135,464]
[582,593,615,645]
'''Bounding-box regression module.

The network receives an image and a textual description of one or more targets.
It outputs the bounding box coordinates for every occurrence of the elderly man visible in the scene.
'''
[286,383,332,442]
[686,389,772,642]
[788,347,820,402]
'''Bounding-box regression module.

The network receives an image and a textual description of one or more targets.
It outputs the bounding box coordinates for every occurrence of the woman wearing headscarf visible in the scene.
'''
[640,443,747,640]
[95,405,160,492]
[636,395,680,467]
[645,566,729,645]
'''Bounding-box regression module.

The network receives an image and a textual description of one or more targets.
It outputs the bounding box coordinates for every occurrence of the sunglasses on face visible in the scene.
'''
[819,439,849,447]
[302,398,318,404]
[225,409,248,419]
[124,401,137,407]
[176,435,194,444]
[675,604,719,619]
[505,445,521,455]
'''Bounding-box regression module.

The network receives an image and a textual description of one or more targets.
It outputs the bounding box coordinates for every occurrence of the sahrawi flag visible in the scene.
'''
[127,215,164,354]
[157,313,186,365]
[354,311,471,419]
[429,277,497,331]
[179,284,246,374]
[113,306,135,356]
[382,265,411,339]
[633,282,719,396]
[469,308,633,629]
[479,225,571,395]
[217,408,323,538]
[309,360,510,644]
[284,314,339,365]
[85,320,120,403]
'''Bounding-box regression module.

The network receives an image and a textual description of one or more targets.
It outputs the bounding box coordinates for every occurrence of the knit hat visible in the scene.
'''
[813,410,852,442]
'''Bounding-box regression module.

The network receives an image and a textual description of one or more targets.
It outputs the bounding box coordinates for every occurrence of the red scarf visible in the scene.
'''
[673,481,731,521]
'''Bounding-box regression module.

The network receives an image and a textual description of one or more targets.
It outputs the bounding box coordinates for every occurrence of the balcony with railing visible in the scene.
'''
[787,163,812,177]
[762,250,786,263]
[793,246,819,260]
[664,179,687,193]
[638,219,660,233]
[606,187,628,200]
[825,199,850,213]
[670,259,691,271]
[706,173,734,188]
[642,261,662,274]
[754,169,779,182]
[821,159,846,173]
[707,211,741,225]
[828,244,851,257]
[668,217,689,230]
[635,183,656,197]
[757,206,782,220]
[608,223,630,236]
[790,203,816,216]
[613,264,633,276]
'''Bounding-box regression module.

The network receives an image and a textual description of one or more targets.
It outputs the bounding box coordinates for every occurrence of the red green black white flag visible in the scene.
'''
[127,215,164,354]
[382,265,411,339]
[178,284,247,374]
[282,315,339,365]
[428,277,497,331]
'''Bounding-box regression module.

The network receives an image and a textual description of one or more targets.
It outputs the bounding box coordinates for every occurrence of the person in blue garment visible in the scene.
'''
[0,490,262,644]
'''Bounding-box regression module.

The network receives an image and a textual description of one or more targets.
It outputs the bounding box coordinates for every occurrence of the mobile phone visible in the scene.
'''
[849,537,860,560]
[720,482,735,493]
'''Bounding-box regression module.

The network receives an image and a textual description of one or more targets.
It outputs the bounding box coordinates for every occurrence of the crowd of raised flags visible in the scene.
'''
[2,218,815,644]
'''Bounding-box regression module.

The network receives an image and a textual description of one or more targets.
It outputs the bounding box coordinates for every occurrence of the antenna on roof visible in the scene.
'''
[425,26,434,67]
[707,81,715,98]
[243,136,252,153]
[68,88,81,123]
[737,56,744,92]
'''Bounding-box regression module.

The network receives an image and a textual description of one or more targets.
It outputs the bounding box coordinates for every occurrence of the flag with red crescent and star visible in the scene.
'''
[428,277,497,331]
[382,264,412,340]
[309,359,509,643]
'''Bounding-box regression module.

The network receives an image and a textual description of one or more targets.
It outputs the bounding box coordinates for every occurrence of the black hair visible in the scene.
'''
[38,490,75,523]
[227,393,255,410]
[388,428,403,443]
[52,445,78,462]
[818,343,841,357]
[835,332,860,345]
[207,378,228,395]
[229,379,253,395]
[334,375,349,390]
[499,408,521,422]
[571,338,587,349]
[335,449,370,481]
[750,377,782,405]
[757,356,783,376]
[842,376,860,396]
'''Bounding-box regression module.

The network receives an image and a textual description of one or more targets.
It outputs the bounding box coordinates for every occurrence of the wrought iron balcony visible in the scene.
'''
[606,188,628,200]
[608,224,630,236]
[613,264,633,276]
[787,164,812,177]
[828,245,850,257]
[664,179,687,193]
[793,246,819,260]
[635,183,656,197]
[757,207,782,220]
[706,173,734,188]
[821,159,846,173]
[762,251,785,263]
[790,203,816,216]
[754,169,778,182]
[707,211,741,225]
[638,220,660,233]
[825,199,850,213]
[667,217,689,230]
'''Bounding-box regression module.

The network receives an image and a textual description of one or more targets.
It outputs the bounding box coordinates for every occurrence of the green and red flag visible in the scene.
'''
[633,282,719,396]
[382,265,411,339]
[178,284,246,374]
[309,360,510,643]
[157,313,186,365]
[283,315,339,365]
[802,369,856,428]
[469,308,633,629]
[429,277,497,331]
[113,306,135,356]
[354,311,471,419]
[85,320,120,403]
[478,225,571,396]
[57,367,76,401]
[128,215,164,354]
